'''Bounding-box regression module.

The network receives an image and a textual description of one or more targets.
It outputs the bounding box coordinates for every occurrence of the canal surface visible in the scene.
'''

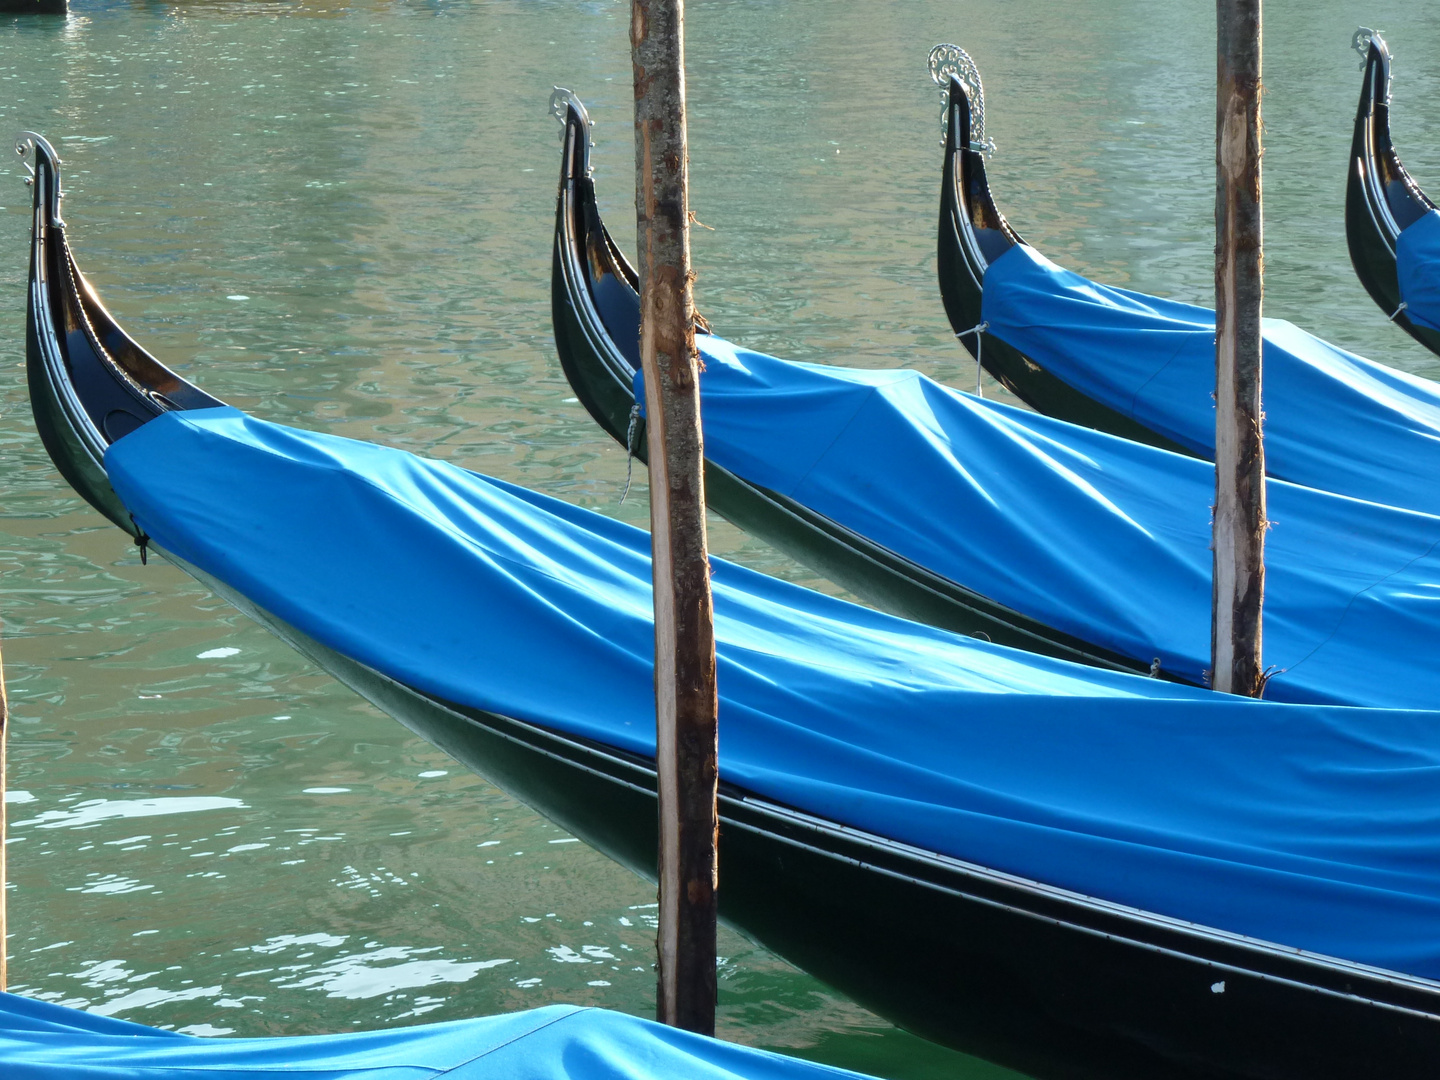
[0,1,1434,1077]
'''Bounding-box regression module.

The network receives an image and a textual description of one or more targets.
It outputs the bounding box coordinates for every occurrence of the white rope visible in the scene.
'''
[620,402,642,504]
[955,320,990,397]
[1390,300,1409,321]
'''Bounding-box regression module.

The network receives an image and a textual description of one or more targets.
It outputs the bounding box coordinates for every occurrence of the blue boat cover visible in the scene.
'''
[1398,209,1440,333]
[979,242,1440,514]
[0,996,867,1079]
[628,339,1440,709]
[107,408,1440,979]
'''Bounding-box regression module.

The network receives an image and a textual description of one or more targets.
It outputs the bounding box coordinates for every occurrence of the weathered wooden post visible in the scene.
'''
[1213,0,1266,697]
[630,0,720,1035]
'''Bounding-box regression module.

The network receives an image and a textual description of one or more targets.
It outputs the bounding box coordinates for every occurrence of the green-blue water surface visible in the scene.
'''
[0,2,1436,1077]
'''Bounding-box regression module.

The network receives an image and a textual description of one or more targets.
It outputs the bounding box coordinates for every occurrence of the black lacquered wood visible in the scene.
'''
[1344,35,1440,358]
[934,84,1192,452]
[29,127,1440,1080]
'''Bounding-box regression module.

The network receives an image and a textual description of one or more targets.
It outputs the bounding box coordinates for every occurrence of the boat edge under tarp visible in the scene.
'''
[24,130,1440,1080]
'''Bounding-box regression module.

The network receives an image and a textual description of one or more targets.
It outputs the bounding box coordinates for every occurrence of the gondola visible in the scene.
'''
[548,92,1440,710]
[1346,28,1440,358]
[27,131,1440,1080]
[1,996,872,1079]
[936,46,1440,518]
[548,93,1141,678]
[928,48,1185,455]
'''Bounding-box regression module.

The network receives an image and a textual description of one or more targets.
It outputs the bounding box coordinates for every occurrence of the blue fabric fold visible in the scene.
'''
[1398,209,1440,332]
[105,409,1440,978]
[0,997,865,1079]
[979,242,1440,514]
[628,337,1440,709]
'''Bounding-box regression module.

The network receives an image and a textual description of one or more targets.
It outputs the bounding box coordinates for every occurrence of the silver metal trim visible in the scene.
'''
[929,44,994,156]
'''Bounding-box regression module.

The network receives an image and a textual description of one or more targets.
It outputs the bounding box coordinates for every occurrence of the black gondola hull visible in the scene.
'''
[933,78,1190,454]
[25,128,1440,1080]
[934,41,1440,444]
[548,98,1149,679]
[160,558,1440,1080]
[1344,35,1440,359]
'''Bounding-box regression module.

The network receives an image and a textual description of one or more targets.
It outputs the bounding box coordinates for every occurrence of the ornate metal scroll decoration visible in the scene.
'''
[929,44,994,157]
[1352,26,1381,66]
[549,87,595,176]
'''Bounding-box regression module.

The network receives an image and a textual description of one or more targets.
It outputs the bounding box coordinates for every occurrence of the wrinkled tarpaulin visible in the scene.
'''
[106,408,1440,979]
[1397,209,1440,332]
[981,242,1440,513]
[628,337,1440,708]
[0,998,866,1079]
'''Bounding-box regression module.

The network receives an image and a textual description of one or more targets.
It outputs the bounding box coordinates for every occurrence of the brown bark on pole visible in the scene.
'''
[631,0,719,1035]
[1213,0,1266,697]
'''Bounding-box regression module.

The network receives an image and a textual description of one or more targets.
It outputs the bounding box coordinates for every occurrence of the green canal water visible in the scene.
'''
[0,1,1435,1076]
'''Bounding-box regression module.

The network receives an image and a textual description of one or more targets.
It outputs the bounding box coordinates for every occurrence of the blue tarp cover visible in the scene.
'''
[106,409,1440,979]
[629,338,1440,709]
[979,242,1440,514]
[0,997,865,1079]
[1398,209,1440,333]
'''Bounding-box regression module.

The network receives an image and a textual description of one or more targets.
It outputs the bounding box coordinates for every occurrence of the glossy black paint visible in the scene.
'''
[28,127,1440,1080]
[934,80,1189,454]
[21,133,222,531]
[548,94,1149,678]
[1345,34,1440,358]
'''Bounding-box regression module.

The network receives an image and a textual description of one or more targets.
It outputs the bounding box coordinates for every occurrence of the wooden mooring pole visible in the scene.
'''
[1213,0,1266,697]
[631,0,720,1035]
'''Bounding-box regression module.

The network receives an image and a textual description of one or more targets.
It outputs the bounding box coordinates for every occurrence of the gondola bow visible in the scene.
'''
[937,47,1440,517]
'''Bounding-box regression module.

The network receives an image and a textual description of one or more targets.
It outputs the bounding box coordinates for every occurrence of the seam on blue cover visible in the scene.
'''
[1126,337,1193,427]
[432,1006,590,1074]
[1282,530,1440,679]
[783,380,896,496]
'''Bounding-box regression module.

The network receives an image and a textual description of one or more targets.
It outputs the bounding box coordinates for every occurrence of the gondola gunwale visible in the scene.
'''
[933,79,1192,454]
[547,92,1154,679]
[28,128,1440,1080]
[162,548,1440,1064]
[1344,31,1440,358]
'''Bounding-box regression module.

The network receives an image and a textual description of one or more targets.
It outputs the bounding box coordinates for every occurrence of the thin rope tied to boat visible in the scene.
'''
[956,320,989,397]
[1390,300,1409,321]
[620,402,641,505]
[928,44,995,156]
[130,516,151,565]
